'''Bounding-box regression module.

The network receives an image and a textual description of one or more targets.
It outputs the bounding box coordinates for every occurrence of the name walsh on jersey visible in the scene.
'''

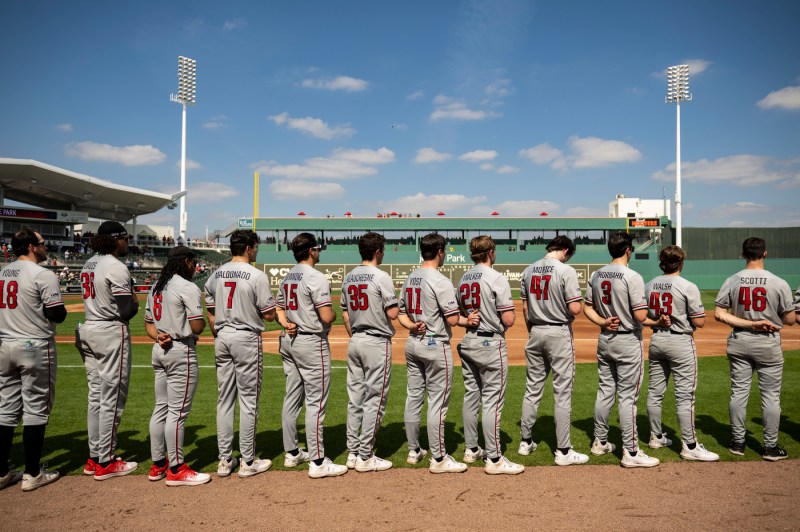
[651,282,673,291]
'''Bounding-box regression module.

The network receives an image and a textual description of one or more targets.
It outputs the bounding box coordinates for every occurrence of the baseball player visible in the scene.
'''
[645,246,718,461]
[76,221,140,480]
[276,233,347,479]
[0,228,65,491]
[399,233,477,474]
[205,229,276,478]
[456,236,523,475]
[583,231,668,468]
[341,232,398,473]
[714,237,796,460]
[519,236,589,466]
[145,246,210,486]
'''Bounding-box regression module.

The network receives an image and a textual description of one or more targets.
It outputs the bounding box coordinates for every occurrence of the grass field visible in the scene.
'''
[6,344,798,475]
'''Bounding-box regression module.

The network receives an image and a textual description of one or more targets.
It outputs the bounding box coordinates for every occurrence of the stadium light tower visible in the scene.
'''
[665,64,691,247]
[170,55,197,243]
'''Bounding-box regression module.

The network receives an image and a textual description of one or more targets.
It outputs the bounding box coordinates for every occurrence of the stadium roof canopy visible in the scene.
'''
[0,158,184,222]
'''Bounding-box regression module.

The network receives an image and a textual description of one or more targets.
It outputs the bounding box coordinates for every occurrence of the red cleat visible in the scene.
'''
[83,458,98,476]
[94,458,138,481]
[148,463,168,481]
[165,464,211,487]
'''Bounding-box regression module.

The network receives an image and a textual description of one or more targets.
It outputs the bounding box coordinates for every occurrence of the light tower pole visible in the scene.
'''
[665,64,691,247]
[170,56,197,243]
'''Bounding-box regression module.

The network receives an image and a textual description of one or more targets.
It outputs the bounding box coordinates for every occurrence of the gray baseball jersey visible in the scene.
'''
[585,264,648,332]
[457,264,514,334]
[715,269,793,328]
[521,258,582,325]
[340,265,398,336]
[0,260,64,339]
[81,254,133,321]
[204,262,276,332]
[399,268,459,341]
[794,285,800,312]
[145,276,204,339]
[276,264,332,333]
[645,275,705,334]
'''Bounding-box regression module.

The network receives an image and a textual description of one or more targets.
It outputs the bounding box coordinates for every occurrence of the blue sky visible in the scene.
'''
[1,0,798,237]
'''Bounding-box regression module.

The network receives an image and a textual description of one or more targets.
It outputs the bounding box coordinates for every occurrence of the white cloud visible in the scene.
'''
[268,112,355,140]
[569,136,642,168]
[485,78,513,98]
[519,144,565,168]
[757,86,800,111]
[66,141,166,166]
[407,90,425,100]
[187,181,238,203]
[433,94,453,105]
[202,115,228,130]
[481,200,560,217]
[253,147,395,180]
[430,100,499,122]
[377,193,486,215]
[652,154,799,187]
[268,179,345,200]
[480,163,495,171]
[175,158,202,171]
[301,75,368,92]
[459,149,498,163]
[496,165,518,174]
[223,18,247,31]
[414,148,452,164]
[701,202,800,227]
[55,123,73,132]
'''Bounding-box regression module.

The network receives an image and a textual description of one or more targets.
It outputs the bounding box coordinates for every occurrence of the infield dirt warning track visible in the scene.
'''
[56,301,800,365]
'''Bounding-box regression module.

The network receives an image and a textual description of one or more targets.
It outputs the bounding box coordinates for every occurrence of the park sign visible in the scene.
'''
[238,217,254,229]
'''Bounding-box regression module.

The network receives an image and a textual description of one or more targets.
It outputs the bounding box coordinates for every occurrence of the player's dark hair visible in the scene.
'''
[546,235,576,259]
[469,235,495,263]
[89,234,120,255]
[153,250,196,294]
[742,237,766,261]
[659,245,686,274]
[230,229,260,257]
[11,227,39,257]
[291,232,318,262]
[607,231,634,259]
[420,233,445,260]
[359,232,385,261]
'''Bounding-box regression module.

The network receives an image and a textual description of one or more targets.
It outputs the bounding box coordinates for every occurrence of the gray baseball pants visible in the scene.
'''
[458,333,508,459]
[280,332,331,461]
[215,327,262,464]
[593,332,644,452]
[149,340,198,467]
[0,339,56,426]
[404,336,454,460]
[520,325,576,450]
[346,333,392,459]
[77,321,132,463]
[727,331,784,447]
[647,332,698,444]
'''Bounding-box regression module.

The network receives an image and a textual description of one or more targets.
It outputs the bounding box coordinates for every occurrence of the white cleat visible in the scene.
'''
[217,457,239,477]
[429,454,468,474]
[346,452,358,470]
[0,469,23,490]
[21,466,60,491]
[355,455,393,472]
[238,457,271,478]
[518,440,538,456]
[591,438,617,456]
[463,446,487,464]
[680,441,720,462]
[406,448,428,465]
[283,448,310,468]
[554,448,590,466]
[484,456,524,475]
[308,457,348,479]
[621,448,660,468]
[648,433,673,449]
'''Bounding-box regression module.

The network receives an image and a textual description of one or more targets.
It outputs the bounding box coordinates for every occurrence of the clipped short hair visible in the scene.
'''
[546,235,576,259]
[607,231,634,259]
[229,229,260,256]
[741,237,766,261]
[420,233,445,260]
[291,232,318,262]
[11,227,39,257]
[658,245,686,274]
[358,232,385,261]
[469,235,495,263]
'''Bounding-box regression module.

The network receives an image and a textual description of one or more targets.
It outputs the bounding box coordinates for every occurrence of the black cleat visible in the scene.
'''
[728,441,745,456]
[762,445,788,462]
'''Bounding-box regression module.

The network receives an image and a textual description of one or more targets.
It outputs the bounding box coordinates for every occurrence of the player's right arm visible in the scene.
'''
[583,276,619,330]
[38,270,67,323]
[317,304,336,325]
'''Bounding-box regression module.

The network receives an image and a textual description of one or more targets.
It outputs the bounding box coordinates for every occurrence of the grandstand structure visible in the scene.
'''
[247,216,800,291]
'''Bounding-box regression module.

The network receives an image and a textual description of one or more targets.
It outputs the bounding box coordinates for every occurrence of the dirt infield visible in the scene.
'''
[2,461,797,530]
[56,302,800,365]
